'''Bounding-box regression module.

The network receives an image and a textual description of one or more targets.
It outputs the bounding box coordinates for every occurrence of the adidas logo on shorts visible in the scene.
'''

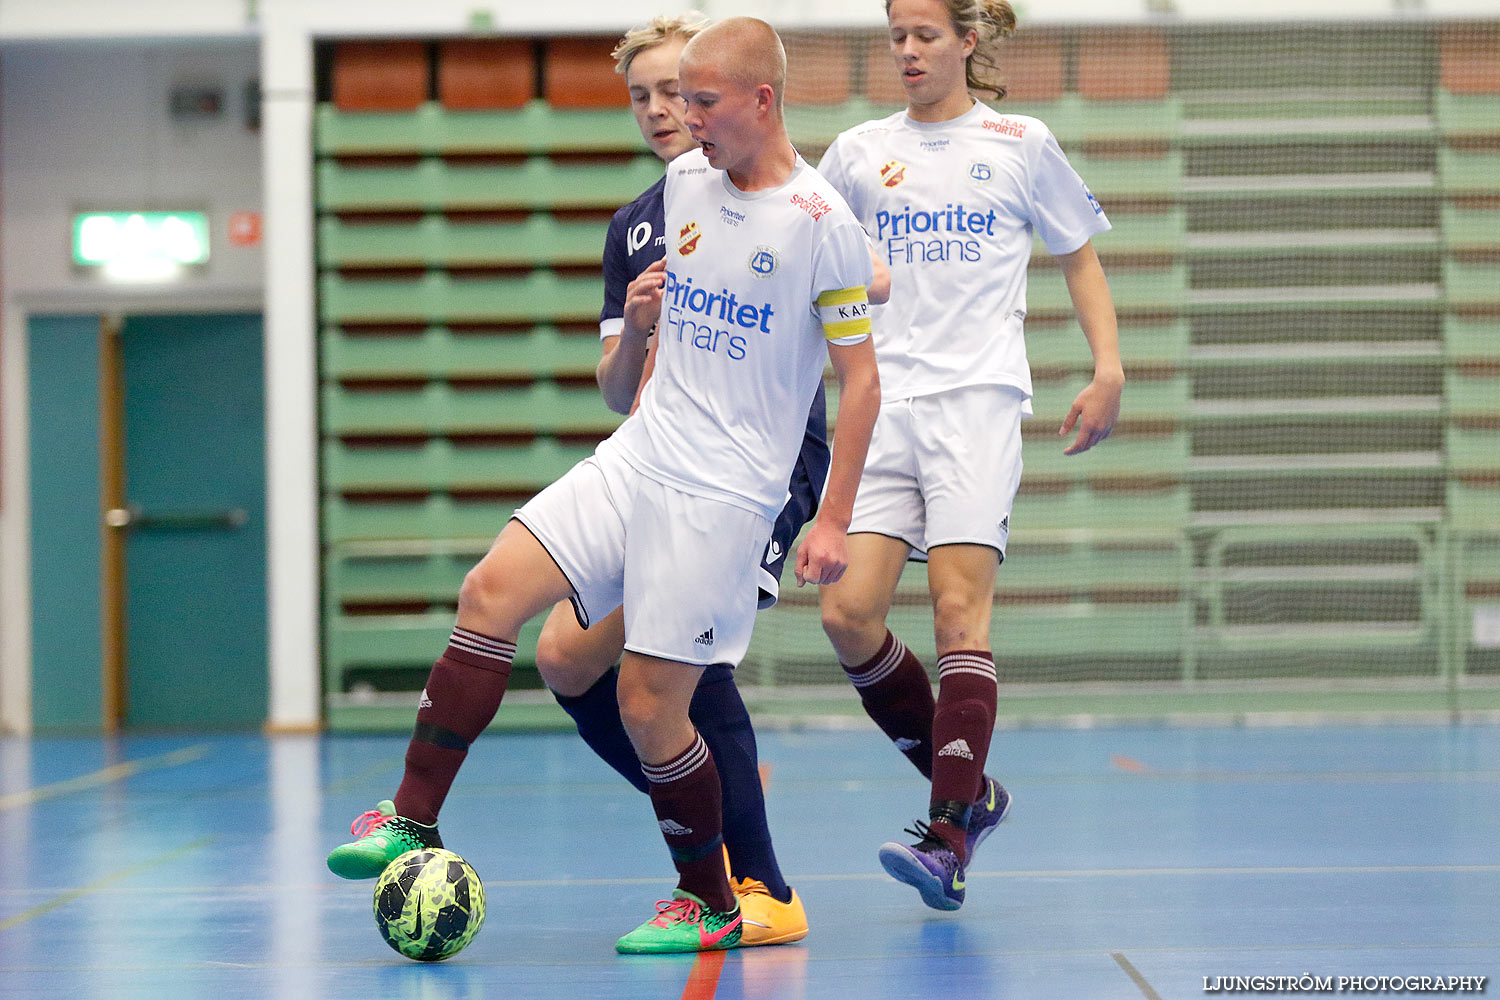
[694,628,715,647]
[658,818,693,836]
[938,738,975,761]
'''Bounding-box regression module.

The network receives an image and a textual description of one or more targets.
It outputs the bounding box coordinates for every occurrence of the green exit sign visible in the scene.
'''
[73,211,210,267]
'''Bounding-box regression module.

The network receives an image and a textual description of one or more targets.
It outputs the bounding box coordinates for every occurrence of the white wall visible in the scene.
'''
[0,39,263,733]
[0,42,262,299]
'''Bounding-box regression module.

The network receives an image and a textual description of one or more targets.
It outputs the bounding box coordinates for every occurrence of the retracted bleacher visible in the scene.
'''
[315,23,1500,728]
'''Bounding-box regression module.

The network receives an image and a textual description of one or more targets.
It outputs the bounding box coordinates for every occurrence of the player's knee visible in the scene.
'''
[615,682,664,744]
[932,590,992,651]
[456,561,508,625]
[820,595,883,650]
[534,627,593,698]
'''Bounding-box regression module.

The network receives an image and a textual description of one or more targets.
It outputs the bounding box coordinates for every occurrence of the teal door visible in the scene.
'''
[118,314,267,728]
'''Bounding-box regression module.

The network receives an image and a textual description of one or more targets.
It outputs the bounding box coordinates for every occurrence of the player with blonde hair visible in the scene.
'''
[817,0,1123,911]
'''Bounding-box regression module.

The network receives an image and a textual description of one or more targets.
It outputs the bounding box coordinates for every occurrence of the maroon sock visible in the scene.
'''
[842,631,935,779]
[393,626,515,825]
[642,733,734,913]
[929,650,997,859]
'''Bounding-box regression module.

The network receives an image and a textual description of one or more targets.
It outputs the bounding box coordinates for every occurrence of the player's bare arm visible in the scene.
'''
[597,258,667,414]
[1056,240,1123,456]
[797,335,880,587]
[868,246,892,305]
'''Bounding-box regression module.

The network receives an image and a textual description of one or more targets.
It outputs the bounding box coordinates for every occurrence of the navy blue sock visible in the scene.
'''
[552,668,648,794]
[691,665,791,903]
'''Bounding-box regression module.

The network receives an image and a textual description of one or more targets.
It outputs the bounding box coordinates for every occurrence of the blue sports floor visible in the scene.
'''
[1,724,1496,999]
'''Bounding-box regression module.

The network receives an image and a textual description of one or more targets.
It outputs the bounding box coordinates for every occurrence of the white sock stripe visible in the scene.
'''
[448,635,517,661]
[939,665,998,682]
[642,735,709,785]
[449,628,516,659]
[452,626,516,651]
[844,638,907,688]
[938,653,995,671]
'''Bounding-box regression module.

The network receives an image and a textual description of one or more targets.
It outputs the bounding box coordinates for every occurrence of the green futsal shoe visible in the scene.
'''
[615,890,743,954]
[326,799,443,880]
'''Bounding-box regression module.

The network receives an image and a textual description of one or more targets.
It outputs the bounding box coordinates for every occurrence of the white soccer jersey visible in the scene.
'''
[818,101,1111,404]
[601,148,873,520]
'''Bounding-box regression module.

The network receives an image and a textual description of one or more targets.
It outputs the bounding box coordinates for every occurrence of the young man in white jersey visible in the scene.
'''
[327,16,882,955]
[817,0,1123,911]
[531,11,867,947]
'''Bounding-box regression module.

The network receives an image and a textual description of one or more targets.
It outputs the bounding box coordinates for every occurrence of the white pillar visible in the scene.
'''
[260,10,321,731]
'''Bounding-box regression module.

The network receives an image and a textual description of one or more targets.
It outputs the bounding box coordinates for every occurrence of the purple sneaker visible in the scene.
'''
[877,821,966,911]
[965,776,1012,861]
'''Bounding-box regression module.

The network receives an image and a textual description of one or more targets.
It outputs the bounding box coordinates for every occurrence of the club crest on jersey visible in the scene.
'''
[969,161,993,183]
[880,160,908,188]
[677,221,702,256]
[748,245,779,278]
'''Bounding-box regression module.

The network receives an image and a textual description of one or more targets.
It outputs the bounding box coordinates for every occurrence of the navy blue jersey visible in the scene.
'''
[601,174,830,609]
[599,176,669,332]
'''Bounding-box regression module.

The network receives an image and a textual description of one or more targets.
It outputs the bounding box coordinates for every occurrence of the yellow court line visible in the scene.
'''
[0,836,216,933]
[1113,952,1164,1000]
[0,744,211,813]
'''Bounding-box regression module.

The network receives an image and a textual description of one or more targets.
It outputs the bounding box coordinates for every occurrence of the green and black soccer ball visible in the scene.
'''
[373,848,486,961]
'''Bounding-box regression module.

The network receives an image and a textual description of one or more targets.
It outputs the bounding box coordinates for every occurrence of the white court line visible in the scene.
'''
[4,862,1497,898]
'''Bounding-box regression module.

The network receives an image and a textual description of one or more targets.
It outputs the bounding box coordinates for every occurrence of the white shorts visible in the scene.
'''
[848,383,1027,561]
[512,445,771,666]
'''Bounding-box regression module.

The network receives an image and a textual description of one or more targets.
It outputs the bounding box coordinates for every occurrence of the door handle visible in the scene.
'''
[104,505,248,530]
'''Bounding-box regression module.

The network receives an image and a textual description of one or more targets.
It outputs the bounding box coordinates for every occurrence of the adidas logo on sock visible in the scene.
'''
[694,627,715,646]
[418,689,432,709]
[894,738,922,751]
[938,738,974,761]
[658,818,693,836]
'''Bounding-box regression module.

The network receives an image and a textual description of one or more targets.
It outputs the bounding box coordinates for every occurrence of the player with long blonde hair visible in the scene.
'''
[818,0,1123,910]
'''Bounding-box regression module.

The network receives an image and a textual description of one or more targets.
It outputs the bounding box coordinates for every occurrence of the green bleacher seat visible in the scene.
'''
[320,271,604,324]
[1444,317,1500,362]
[1446,426,1500,474]
[1438,147,1500,195]
[1087,210,1187,256]
[1449,480,1500,537]
[316,100,647,156]
[1012,481,1190,533]
[323,380,621,436]
[1444,260,1500,307]
[317,156,665,212]
[1026,263,1186,315]
[1022,429,1189,481]
[1446,369,1500,419]
[319,214,609,269]
[1067,152,1184,200]
[1435,91,1500,138]
[322,326,603,381]
[326,547,483,604]
[324,494,523,544]
[1027,320,1189,368]
[323,437,598,492]
[326,615,546,685]
[1030,372,1190,422]
[1441,204,1500,253]
[998,535,1190,592]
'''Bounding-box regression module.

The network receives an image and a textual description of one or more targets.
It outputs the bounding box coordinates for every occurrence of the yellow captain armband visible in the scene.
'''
[817,286,872,344]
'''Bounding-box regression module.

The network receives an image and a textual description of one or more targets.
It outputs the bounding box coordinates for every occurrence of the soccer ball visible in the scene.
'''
[373,848,486,961]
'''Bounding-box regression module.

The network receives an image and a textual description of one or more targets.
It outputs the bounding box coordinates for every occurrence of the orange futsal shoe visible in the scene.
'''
[732,877,809,946]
